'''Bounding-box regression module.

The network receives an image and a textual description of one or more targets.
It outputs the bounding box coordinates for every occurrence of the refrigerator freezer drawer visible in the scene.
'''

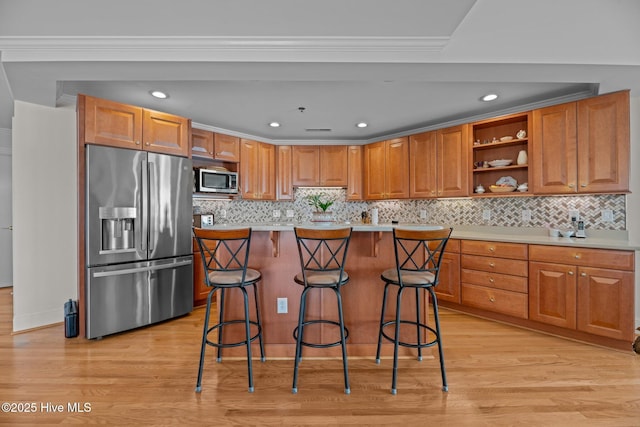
[86,256,193,339]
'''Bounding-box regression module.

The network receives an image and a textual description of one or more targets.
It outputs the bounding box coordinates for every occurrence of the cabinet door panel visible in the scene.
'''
[363,141,387,199]
[577,267,634,340]
[276,145,294,201]
[386,137,409,199]
[532,102,577,194]
[84,95,143,149]
[528,262,576,328]
[143,109,189,157]
[320,146,348,186]
[240,139,260,199]
[258,143,276,200]
[214,133,240,162]
[346,145,363,200]
[191,128,214,158]
[438,125,469,197]
[435,252,460,303]
[409,131,438,198]
[577,91,629,193]
[292,146,319,186]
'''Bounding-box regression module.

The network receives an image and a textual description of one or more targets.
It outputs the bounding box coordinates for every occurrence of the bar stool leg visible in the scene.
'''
[292,286,310,394]
[429,288,448,392]
[251,283,266,362]
[333,287,351,394]
[195,288,215,392]
[375,283,391,364]
[415,287,423,361]
[217,288,226,362]
[240,287,255,393]
[391,286,406,395]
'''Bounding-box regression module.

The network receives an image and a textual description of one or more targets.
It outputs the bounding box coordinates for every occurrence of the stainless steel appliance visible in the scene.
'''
[86,145,193,339]
[195,168,238,194]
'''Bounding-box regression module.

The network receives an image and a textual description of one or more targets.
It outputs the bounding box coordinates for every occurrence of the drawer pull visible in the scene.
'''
[489,262,495,268]
[568,271,574,276]
[489,296,495,302]
[489,277,495,283]
[574,254,581,259]
[488,247,495,252]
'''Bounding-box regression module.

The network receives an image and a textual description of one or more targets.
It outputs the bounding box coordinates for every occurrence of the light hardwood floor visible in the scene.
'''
[1,287,639,426]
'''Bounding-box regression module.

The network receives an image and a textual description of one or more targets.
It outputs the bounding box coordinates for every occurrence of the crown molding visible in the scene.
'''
[0,36,449,63]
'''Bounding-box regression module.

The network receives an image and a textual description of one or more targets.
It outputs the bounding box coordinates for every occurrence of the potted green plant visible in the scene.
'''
[306,193,335,223]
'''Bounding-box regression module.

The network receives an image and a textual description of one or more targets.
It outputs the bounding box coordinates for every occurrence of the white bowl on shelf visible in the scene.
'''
[500,136,514,142]
[488,159,513,167]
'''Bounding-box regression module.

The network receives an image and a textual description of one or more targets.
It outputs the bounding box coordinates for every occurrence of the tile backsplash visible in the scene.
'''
[194,189,626,231]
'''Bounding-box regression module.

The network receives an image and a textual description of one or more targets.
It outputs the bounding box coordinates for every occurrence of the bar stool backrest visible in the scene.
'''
[294,227,352,287]
[193,227,253,286]
[392,227,453,287]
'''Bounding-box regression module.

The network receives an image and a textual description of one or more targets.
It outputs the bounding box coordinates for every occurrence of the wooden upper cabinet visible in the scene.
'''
[191,128,214,158]
[142,109,190,156]
[346,145,363,200]
[532,102,578,194]
[213,133,240,162]
[276,145,294,201]
[577,91,629,193]
[364,137,409,200]
[240,139,275,200]
[532,91,629,194]
[410,125,468,199]
[410,131,437,198]
[83,95,143,149]
[292,145,348,187]
[292,146,320,186]
[82,94,189,157]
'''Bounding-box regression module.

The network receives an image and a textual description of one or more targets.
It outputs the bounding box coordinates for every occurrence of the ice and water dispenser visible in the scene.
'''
[99,207,136,252]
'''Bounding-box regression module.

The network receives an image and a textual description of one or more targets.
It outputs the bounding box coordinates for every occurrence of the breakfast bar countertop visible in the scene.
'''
[203,222,640,251]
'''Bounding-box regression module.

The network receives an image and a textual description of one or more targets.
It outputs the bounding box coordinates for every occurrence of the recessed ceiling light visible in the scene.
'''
[481,93,498,102]
[150,90,168,99]
[356,122,368,128]
[269,122,281,128]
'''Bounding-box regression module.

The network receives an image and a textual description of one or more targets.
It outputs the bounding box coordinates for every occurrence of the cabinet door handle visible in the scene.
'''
[135,141,140,145]
[580,183,587,188]
[568,183,575,188]
[145,142,150,146]
[580,272,587,277]
[568,271,574,276]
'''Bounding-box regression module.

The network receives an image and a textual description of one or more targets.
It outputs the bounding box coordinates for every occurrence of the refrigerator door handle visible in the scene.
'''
[148,160,156,253]
[91,259,192,278]
[140,158,148,253]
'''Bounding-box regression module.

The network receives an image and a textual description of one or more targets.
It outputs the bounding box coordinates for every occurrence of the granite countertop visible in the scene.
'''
[202,222,639,251]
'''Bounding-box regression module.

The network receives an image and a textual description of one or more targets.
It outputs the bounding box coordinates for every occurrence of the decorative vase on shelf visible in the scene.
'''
[517,150,528,165]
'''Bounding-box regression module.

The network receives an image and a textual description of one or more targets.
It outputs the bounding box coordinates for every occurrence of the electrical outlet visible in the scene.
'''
[277,298,288,314]
[273,210,281,218]
[521,209,531,222]
[220,209,227,218]
[568,210,579,222]
[482,209,491,221]
[601,209,614,222]
[286,209,295,218]
[419,209,427,219]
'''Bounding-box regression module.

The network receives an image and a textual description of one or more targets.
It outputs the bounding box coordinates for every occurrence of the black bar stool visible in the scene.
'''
[375,227,453,395]
[193,227,265,393]
[292,227,352,394]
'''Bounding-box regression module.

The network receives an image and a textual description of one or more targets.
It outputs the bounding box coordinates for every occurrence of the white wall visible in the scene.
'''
[0,128,12,287]
[629,96,640,329]
[12,101,77,332]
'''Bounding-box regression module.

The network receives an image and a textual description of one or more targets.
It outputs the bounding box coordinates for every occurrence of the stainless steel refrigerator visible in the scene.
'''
[85,145,193,339]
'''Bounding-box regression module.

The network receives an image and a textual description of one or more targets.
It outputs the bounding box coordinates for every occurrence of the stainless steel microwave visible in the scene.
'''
[195,168,238,194]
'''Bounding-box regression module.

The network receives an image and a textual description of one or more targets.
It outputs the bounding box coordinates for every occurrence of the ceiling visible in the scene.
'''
[1,0,639,144]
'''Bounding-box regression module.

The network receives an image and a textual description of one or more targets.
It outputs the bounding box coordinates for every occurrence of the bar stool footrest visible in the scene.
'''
[205,319,263,349]
[293,319,349,349]
[379,319,439,349]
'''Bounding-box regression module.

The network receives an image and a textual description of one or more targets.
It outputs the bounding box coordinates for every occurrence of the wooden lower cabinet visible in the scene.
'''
[529,245,635,341]
[192,242,213,307]
[434,239,460,303]
[459,240,529,319]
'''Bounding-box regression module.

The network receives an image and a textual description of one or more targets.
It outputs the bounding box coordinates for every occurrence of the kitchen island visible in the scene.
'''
[197,223,638,355]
